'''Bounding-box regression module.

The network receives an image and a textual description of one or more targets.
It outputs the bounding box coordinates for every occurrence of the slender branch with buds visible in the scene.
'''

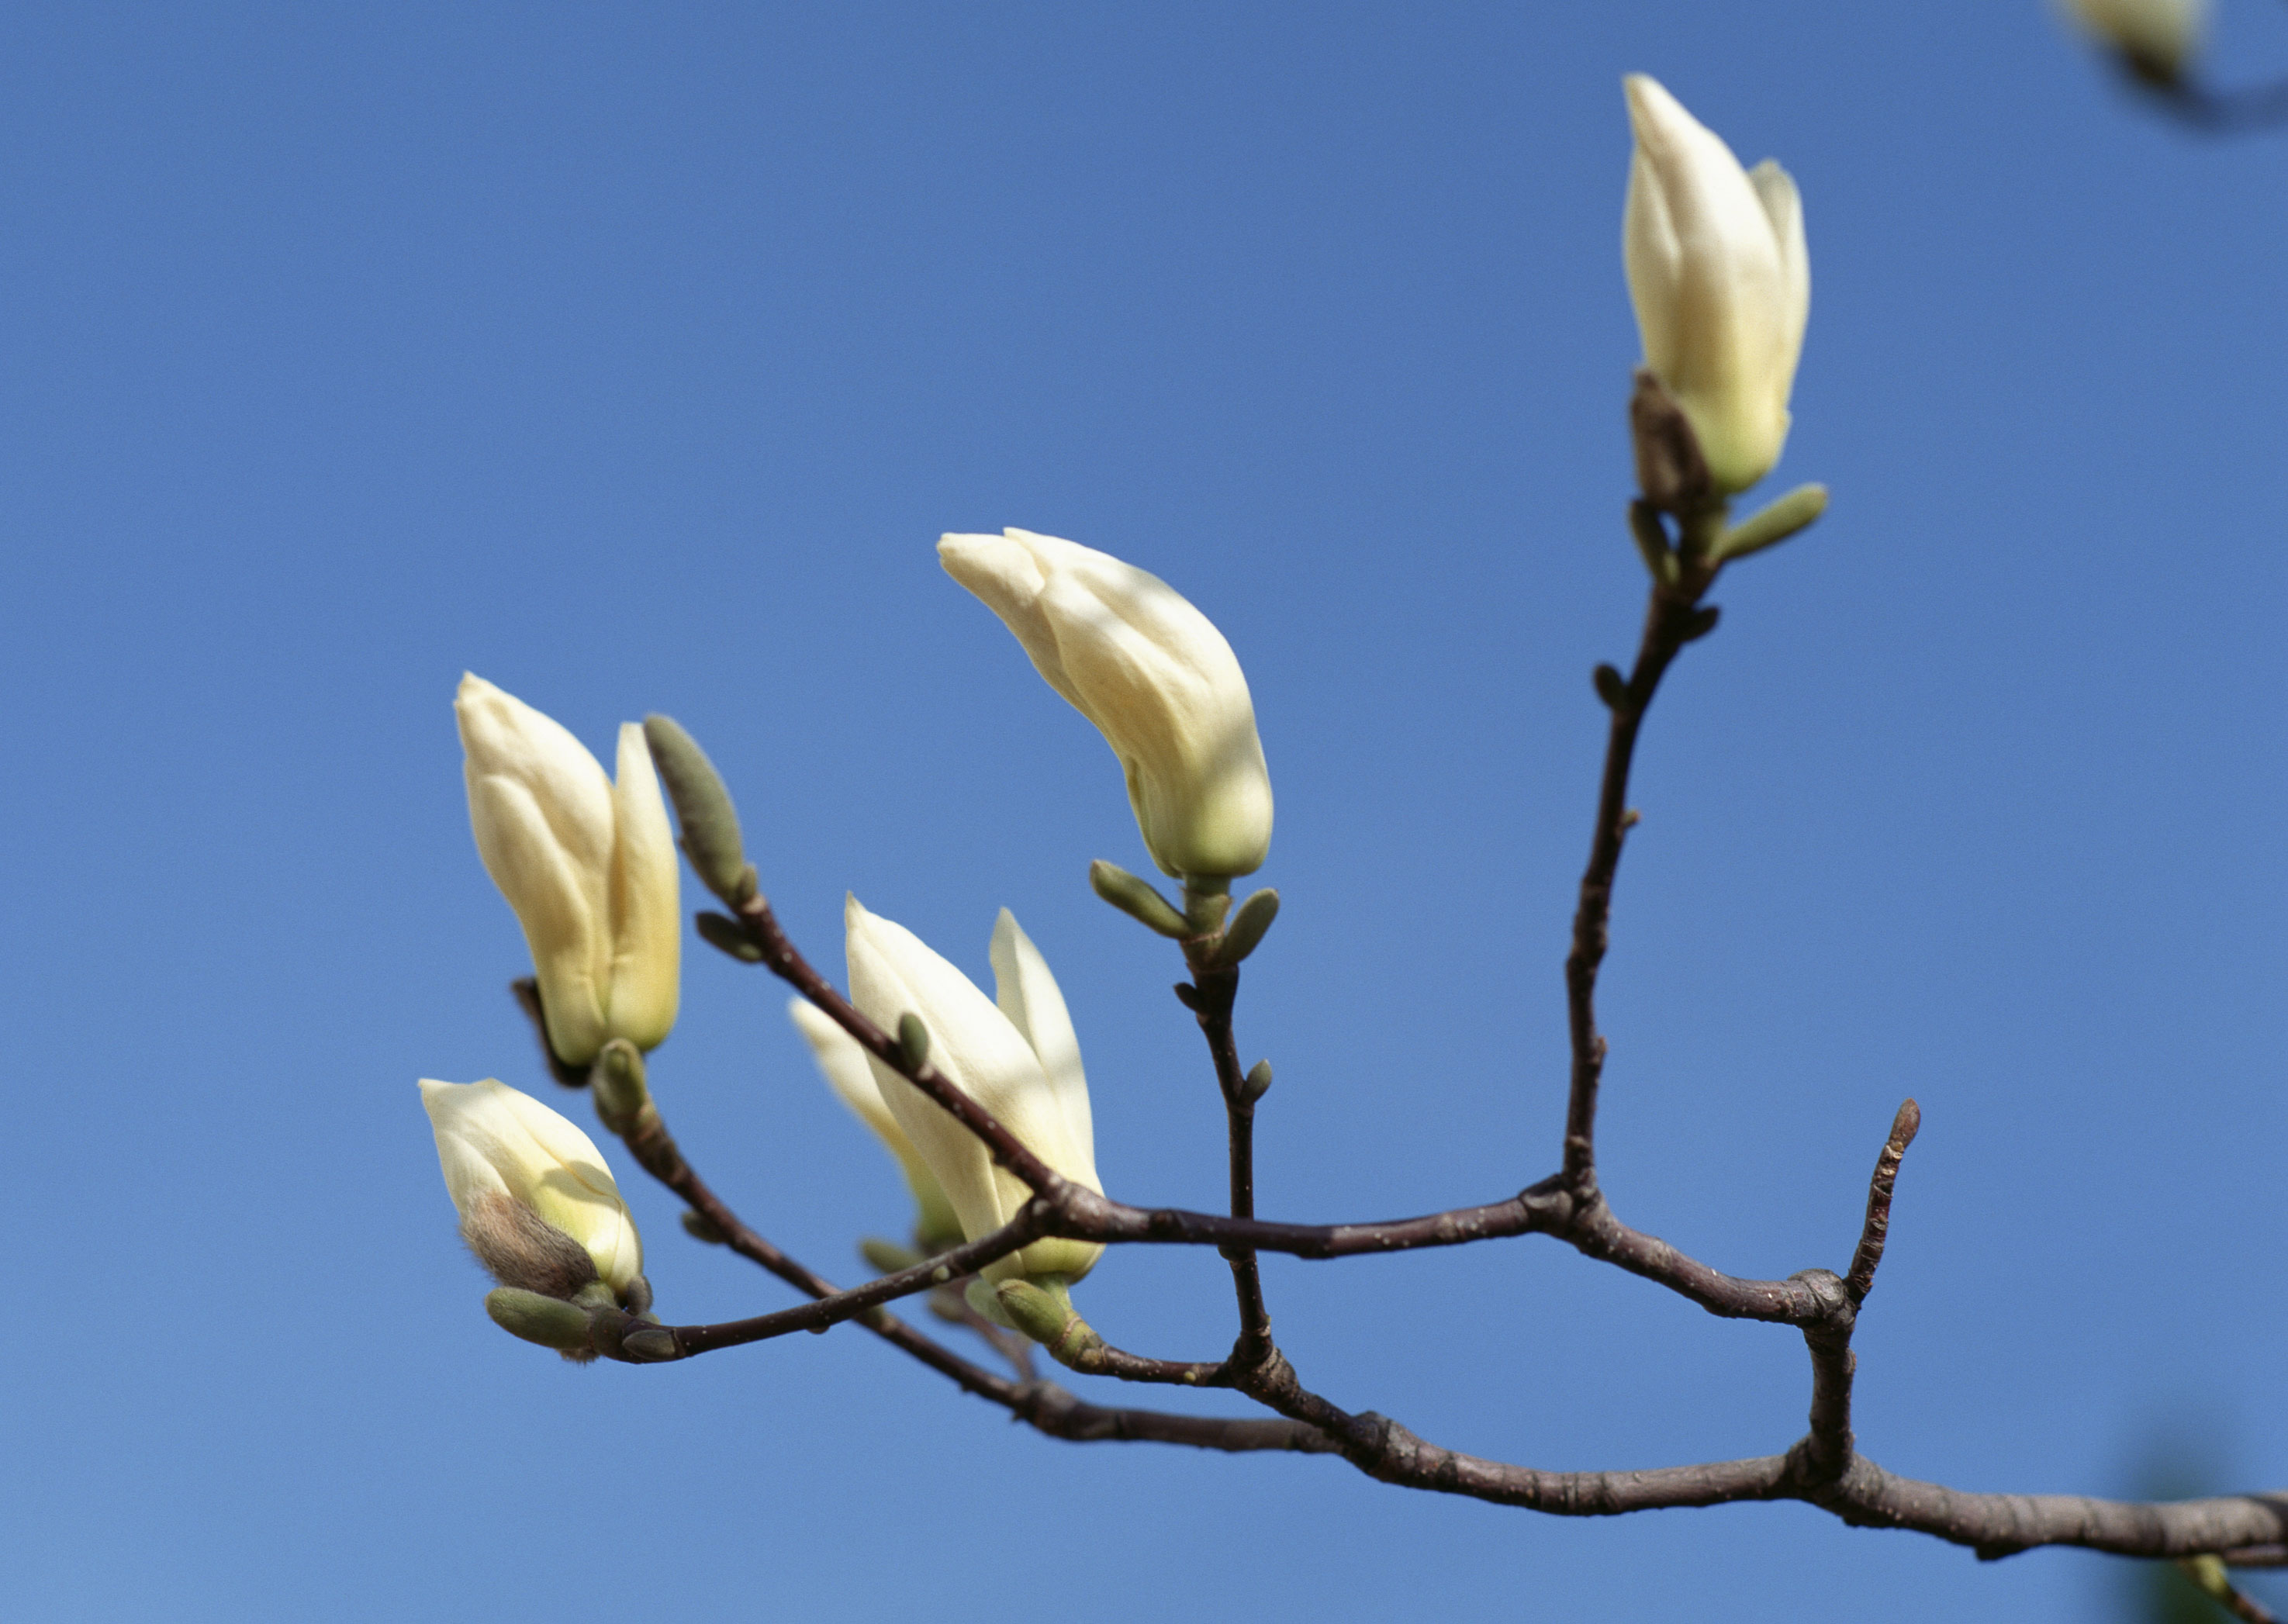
[464,396,2278,1587]
[445,356,2273,1603]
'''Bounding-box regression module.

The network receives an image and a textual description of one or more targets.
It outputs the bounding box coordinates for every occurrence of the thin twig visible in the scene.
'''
[1564,560,1715,1192]
[1845,1099,1921,1305]
[665,1207,1050,1355]
[1176,959,1273,1363]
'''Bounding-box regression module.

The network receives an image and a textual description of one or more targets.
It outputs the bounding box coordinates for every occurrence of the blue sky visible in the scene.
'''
[1,4,2280,1620]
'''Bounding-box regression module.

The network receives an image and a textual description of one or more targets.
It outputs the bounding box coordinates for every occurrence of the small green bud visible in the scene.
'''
[1089,860,1191,937]
[618,1325,683,1362]
[1209,888,1280,968]
[860,1237,924,1275]
[1593,664,1630,710]
[993,1278,1071,1344]
[695,911,764,962]
[642,715,759,908]
[585,1303,631,1360]
[590,1038,648,1125]
[896,1012,930,1071]
[994,1277,1105,1369]
[485,1287,593,1352]
[1709,483,1827,565]
[680,1209,727,1245]
[1239,1058,1274,1104]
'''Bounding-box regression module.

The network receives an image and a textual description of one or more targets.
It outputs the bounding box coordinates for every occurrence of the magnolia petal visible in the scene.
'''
[990,909,1093,1162]
[607,722,680,1052]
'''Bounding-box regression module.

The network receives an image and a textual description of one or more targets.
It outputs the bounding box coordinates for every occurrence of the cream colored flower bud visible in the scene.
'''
[1623,75,1809,496]
[420,1077,645,1301]
[844,896,1102,1287]
[789,997,963,1249]
[937,529,1273,883]
[455,674,680,1066]
[2057,0,2207,82]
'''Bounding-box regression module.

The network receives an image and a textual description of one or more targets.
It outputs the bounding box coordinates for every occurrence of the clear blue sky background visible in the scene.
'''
[1,4,2280,1620]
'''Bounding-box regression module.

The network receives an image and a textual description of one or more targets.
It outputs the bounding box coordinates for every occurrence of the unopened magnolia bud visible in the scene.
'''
[421,1078,645,1301]
[849,898,1103,1287]
[695,912,764,962]
[1711,483,1827,565]
[680,1209,727,1244]
[590,1038,649,1126]
[457,676,680,1066]
[941,529,1273,882]
[485,1287,595,1351]
[1210,888,1280,968]
[1623,76,1809,496]
[1239,1059,1274,1104]
[896,1012,931,1071]
[642,714,758,909]
[1089,859,1191,938]
[861,1237,924,1275]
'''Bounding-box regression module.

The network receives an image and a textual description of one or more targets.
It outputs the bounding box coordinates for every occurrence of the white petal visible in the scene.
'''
[845,895,1103,1283]
[990,909,1093,1160]
[606,721,680,1052]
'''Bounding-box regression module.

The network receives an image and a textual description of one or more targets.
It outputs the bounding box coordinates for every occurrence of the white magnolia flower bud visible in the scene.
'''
[455,673,680,1067]
[937,529,1273,883]
[789,997,963,1249]
[2058,0,2207,81]
[844,896,1103,1286]
[1623,75,1809,496]
[420,1077,645,1301]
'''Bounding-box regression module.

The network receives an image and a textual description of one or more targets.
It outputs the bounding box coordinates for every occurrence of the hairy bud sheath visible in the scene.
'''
[1623,75,1809,496]
[844,897,1102,1287]
[455,674,679,1067]
[938,529,1272,883]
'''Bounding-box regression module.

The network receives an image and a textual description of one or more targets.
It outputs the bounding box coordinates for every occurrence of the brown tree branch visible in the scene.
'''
[1845,1099,1920,1306]
[1173,955,1272,1365]
[1564,548,1716,1194]
[545,409,2287,1563]
[506,989,1340,1456]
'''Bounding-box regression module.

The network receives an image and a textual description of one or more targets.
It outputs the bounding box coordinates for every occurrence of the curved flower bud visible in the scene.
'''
[937,529,1272,883]
[789,997,963,1249]
[2057,0,2207,83]
[419,1077,646,1303]
[455,674,680,1066]
[1623,75,1809,496]
[844,894,1102,1287]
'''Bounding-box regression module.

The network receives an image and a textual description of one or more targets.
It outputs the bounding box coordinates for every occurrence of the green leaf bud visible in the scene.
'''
[642,714,757,909]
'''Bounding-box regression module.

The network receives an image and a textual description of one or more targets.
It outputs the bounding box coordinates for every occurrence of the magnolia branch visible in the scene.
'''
[607,548,2287,1567]
[505,997,1339,1458]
